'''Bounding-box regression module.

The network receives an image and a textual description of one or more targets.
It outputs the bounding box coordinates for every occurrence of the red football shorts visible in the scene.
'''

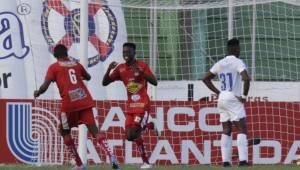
[125,111,149,129]
[59,107,97,130]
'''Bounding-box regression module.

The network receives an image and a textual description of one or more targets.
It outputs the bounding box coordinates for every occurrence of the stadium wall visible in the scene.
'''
[1,99,299,165]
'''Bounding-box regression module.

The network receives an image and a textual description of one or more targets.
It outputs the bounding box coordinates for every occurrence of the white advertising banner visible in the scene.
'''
[0,0,127,100]
[156,81,300,102]
[0,1,29,98]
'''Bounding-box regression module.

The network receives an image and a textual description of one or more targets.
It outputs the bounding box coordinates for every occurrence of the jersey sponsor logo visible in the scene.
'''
[0,12,30,60]
[41,0,118,67]
[6,102,63,164]
[127,82,142,94]
[129,103,145,108]
[68,88,87,101]
[131,94,141,101]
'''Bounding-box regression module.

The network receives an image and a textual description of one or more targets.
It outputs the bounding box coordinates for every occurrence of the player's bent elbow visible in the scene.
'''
[102,78,111,86]
[85,76,91,81]
[152,81,158,86]
[102,81,109,86]
[243,77,251,82]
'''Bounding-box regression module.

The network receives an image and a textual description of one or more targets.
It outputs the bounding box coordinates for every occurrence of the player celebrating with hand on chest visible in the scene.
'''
[203,38,251,167]
[34,44,120,170]
[102,42,158,169]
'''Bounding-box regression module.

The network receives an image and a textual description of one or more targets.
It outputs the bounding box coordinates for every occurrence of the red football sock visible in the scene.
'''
[96,133,113,157]
[135,137,149,164]
[63,135,82,166]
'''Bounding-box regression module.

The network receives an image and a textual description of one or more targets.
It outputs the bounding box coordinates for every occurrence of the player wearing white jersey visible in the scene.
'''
[203,38,251,167]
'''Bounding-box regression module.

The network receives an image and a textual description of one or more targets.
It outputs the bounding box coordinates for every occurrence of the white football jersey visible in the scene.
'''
[210,55,247,96]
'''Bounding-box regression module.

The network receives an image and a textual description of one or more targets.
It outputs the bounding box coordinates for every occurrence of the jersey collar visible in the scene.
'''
[225,55,237,59]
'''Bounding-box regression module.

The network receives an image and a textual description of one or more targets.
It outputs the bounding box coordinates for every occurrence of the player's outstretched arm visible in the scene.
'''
[102,62,117,86]
[203,71,220,96]
[34,79,52,98]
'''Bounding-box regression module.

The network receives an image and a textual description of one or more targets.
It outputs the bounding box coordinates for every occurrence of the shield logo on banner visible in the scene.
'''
[41,0,118,67]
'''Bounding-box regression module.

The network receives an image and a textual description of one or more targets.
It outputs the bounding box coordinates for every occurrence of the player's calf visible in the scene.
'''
[110,155,121,170]
[63,135,83,167]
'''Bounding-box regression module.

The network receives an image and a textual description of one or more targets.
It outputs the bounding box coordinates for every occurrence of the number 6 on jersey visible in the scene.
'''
[68,69,77,84]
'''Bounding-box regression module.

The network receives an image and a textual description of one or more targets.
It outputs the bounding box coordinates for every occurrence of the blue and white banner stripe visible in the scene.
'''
[6,102,39,164]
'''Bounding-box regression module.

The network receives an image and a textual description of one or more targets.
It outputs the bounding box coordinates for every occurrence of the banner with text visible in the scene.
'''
[1,99,300,165]
[0,0,126,100]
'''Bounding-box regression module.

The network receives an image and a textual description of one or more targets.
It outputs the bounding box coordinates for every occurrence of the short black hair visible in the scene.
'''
[123,42,136,51]
[227,38,239,47]
[53,44,68,58]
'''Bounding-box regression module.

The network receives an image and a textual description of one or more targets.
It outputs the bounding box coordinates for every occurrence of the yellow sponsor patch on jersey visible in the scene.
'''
[127,82,143,94]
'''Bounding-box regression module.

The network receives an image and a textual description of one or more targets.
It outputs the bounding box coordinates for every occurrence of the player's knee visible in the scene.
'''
[125,131,136,141]
[87,125,99,137]
[63,135,73,146]
[125,128,141,141]
[222,129,232,136]
[239,129,247,135]
[236,122,247,134]
[126,135,135,141]
[59,128,71,136]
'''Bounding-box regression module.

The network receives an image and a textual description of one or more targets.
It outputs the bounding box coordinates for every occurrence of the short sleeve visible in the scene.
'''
[78,62,89,78]
[236,60,247,73]
[210,62,220,74]
[45,65,56,81]
[109,65,121,81]
[141,62,155,77]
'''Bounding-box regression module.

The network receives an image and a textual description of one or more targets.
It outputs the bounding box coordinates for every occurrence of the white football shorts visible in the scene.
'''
[218,91,246,122]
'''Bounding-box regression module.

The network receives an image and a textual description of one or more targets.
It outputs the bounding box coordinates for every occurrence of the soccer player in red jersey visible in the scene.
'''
[102,42,158,169]
[34,44,120,170]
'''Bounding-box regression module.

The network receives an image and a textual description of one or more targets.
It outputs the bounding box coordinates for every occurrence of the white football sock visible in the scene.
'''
[221,134,232,162]
[237,133,248,162]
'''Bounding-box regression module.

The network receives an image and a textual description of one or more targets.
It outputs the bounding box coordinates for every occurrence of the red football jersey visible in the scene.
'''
[46,58,95,112]
[110,60,154,113]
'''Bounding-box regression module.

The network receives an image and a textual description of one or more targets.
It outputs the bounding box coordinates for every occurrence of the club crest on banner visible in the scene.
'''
[41,0,118,67]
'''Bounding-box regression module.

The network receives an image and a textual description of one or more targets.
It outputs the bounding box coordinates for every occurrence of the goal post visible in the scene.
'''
[78,0,88,165]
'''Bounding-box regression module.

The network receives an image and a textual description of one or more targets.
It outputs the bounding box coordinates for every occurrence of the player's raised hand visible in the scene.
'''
[108,62,118,70]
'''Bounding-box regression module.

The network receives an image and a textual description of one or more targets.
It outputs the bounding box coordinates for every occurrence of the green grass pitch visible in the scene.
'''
[0,164,299,170]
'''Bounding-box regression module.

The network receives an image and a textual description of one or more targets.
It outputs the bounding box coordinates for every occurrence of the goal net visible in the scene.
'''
[31,0,300,166]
